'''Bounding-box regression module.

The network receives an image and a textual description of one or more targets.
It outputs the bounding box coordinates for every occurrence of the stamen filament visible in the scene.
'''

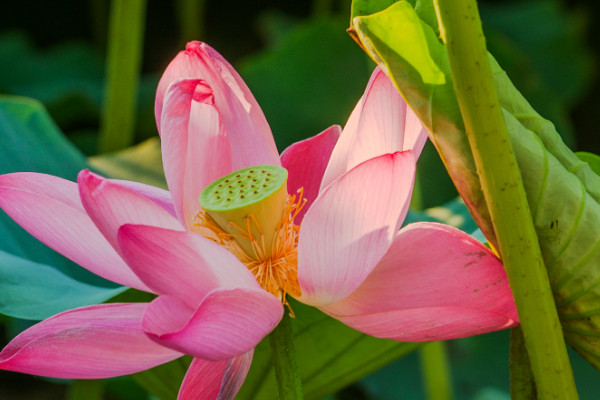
[193,187,306,309]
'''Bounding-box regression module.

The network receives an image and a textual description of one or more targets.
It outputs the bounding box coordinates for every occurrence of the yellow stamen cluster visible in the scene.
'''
[193,188,306,306]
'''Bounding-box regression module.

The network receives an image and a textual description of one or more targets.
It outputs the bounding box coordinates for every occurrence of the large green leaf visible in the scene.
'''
[0,250,125,320]
[576,152,600,177]
[238,300,419,400]
[351,0,600,370]
[355,1,444,85]
[89,137,167,189]
[0,96,124,320]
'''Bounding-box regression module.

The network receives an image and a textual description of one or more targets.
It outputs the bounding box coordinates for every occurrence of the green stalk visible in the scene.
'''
[177,0,207,43]
[268,310,303,400]
[510,327,536,400]
[420,341,454,400]
[433,0,578,398]
[98,0,147,154]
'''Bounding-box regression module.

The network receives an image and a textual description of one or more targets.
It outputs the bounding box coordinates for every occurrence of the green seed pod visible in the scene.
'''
[200,165,288,258]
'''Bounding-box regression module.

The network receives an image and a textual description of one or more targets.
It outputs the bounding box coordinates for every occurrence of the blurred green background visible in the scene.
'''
[0,0,599,399]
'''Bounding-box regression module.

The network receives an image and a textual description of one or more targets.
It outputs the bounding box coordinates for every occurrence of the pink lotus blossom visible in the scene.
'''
[0,42,518,399]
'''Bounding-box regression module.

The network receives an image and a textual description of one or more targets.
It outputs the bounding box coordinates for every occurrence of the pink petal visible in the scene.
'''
[280,125,341,224]
[403,106,428,159]
[328,307,515,342]
[0,173,149,291]
[178,352,252,400]
[142,289,283,361]
[118,225,261,306]
[0,303,181,379]
[156,41,279,169]
[319,91,364,191]
[160,79,233,227]
[298,151,416,306]
[322,222,519,341]
[78,170,184,254]
[110,179,176,217]
[321,67,427,190]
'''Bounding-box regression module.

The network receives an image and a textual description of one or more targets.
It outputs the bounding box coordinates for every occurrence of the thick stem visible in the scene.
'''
[98,0,147,154]
[268,311,303,400]
[433,0,578,398]
[510,327,537,400]
[420,341,454,400]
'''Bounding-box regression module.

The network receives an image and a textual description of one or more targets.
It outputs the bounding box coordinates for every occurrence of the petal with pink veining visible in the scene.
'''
[321,67,427,190]
[0,173,148,291]
[156,41,279,169]
[142,289,283,361]
[78,170,184,254]
[298,151,416,307]
[328,307,515,342]
[280,125,340,224]
[178,352,252,400]
[403,105,428,159]
[319,91,364,191]
[118,225,259,306]
[160,79,233,227]
[184,98,233,225]
[0,303,181,379]
[110,179,176,217]
[322,222,518,341]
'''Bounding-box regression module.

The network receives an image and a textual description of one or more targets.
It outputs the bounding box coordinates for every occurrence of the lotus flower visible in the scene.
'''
[0,41,518,399]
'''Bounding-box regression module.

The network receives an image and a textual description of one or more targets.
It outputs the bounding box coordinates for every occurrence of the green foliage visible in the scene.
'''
[0,33,159,155]
[0,96,125,320]
[481,1,593,144]
[356,1,445,85]
[351,0,600,372]
[576,152,600,177]
[238,15,373,151]
[350,0,396,21]
[131,357,191,400]
[89,138,167,189]
[125,299,420,400]
[360,329,600,400]
[0,250,125,320]
[67,379,104,400]
[238,299,420,400]
[0,33,104,116]
[0,96,87,179]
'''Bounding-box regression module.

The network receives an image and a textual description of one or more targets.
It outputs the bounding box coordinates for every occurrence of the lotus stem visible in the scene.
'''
[420,341,454,400]
[268,310,303,400]
[433,0,578,398]
[99,0,147,154]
